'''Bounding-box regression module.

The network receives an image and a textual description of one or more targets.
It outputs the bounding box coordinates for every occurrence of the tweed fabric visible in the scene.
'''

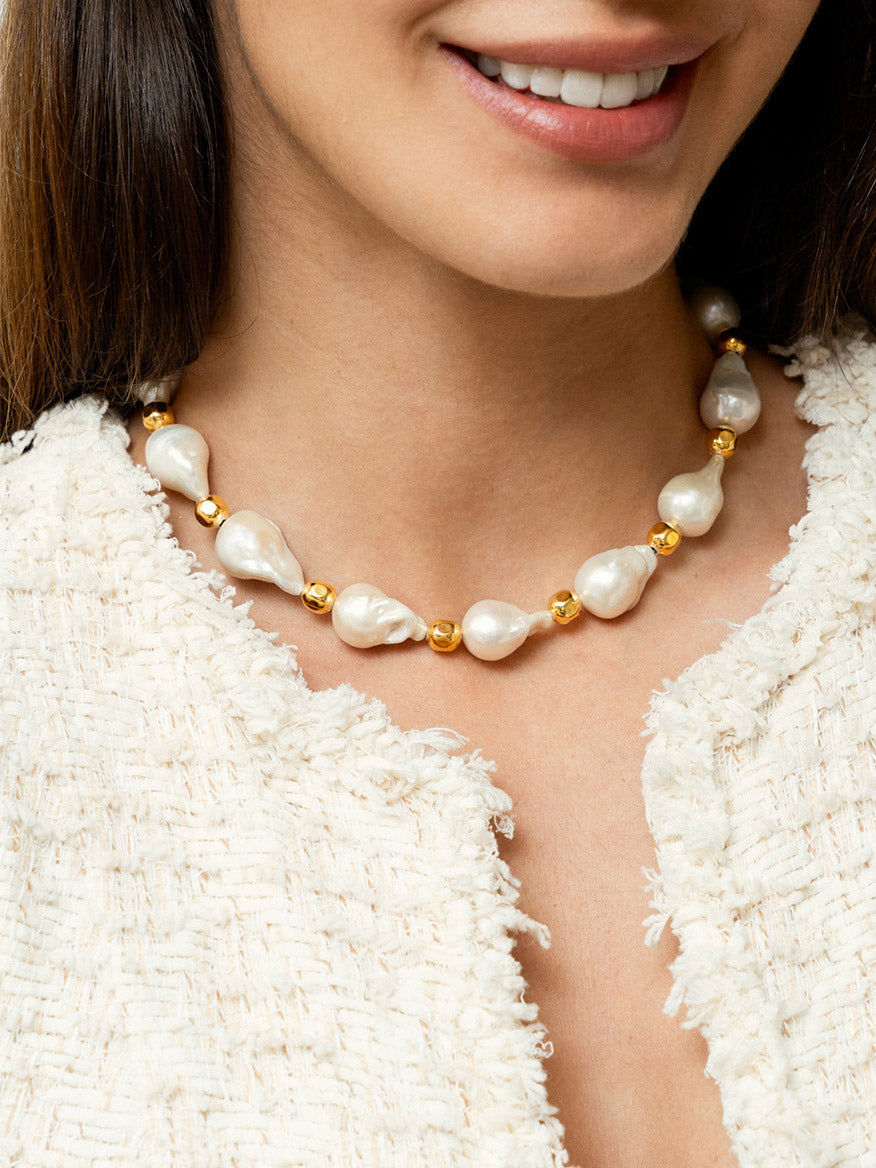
[642,318,876,1167]
[0,317,875,1166]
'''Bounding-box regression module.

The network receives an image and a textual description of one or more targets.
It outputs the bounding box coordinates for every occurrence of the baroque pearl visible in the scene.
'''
[138,372,182,406]
[658,455,725,537]
[133,280,757,664]
[331,584,428,649]
[574,544,657,620]
[145,423,210,502]
[699,352,761,434]
[461,600,553,662]
[689,284,742,344]
[214,509,305,595]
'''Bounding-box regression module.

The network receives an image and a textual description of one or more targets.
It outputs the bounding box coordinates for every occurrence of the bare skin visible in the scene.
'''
[124,0,821,1160]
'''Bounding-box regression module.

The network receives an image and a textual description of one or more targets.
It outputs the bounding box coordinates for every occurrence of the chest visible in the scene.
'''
[463,696,739,1167]
[262,602,742,1168]
[489,741,739,1168]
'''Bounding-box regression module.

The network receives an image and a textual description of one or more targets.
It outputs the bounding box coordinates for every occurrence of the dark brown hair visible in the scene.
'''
[0,0,874,442]
[0,0,228,441]
[678,0,876,349]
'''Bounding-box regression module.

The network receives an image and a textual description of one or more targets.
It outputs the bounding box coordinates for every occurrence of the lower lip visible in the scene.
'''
[440,46,699,163]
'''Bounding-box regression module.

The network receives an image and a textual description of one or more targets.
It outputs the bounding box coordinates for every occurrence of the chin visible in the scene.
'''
[443,231,682,300]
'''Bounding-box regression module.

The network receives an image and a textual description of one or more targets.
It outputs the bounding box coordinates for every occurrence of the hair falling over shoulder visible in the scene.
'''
[0,0,229,442]
[0,0,873,443]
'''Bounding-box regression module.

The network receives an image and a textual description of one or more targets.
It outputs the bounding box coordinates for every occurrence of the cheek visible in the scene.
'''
[230,0,428,122]
[229,0,440,199]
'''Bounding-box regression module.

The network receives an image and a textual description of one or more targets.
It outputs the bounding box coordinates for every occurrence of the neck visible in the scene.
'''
[176,179,713,611]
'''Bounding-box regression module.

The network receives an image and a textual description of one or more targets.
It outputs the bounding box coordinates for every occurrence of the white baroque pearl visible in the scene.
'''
[689,284,742,344]
[658,455,725,537]
[574,544,657,620]
[461,600,553,662]
[144,423,210,501]
[699,351,761,434]
[137,372,182,405]
[332,584,428,649]
[214,509,305,595]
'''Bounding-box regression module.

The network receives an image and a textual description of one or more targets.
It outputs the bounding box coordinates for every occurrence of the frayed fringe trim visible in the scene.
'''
[639,317,876,1166]
[1,389,574,1167]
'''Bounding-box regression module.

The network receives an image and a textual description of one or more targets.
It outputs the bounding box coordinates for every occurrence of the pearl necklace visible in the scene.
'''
[136,285,761,662]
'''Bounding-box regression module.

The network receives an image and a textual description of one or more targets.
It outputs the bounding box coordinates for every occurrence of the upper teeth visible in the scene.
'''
[476,55,670,109]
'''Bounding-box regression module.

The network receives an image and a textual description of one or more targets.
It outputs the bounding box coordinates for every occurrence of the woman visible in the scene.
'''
[0,0,874,1165]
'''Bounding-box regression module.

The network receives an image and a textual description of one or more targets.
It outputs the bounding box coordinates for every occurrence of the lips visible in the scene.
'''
[439,38,706,163]
[443,30,714,75]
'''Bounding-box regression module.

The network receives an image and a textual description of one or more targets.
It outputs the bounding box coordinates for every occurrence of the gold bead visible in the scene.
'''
[716,331,747,356]
[707,427,737,459]
[302,580,336,614]
[141,402,175,430]
[548,590,583,625]
[427,619,463,652]
[194,494,229,528]
[647,522,682,556]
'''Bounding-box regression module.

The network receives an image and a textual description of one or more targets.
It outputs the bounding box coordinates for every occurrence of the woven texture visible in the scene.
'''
[0,317,875,1166]
[642,318,876,1167]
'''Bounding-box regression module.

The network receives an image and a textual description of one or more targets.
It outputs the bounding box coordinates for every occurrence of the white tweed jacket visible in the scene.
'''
[1,319,876,1168]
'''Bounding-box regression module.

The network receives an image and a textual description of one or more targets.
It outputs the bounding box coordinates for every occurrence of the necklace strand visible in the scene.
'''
[136,284,760,661]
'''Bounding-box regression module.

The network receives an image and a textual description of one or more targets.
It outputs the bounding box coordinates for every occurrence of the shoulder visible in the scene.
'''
[0,391,126,549]
[0,390,117,509]
[0,392,136,648]
[0,388,122,463]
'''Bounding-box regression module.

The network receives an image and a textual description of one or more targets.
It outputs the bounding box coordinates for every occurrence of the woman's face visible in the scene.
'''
[218,0,821,298]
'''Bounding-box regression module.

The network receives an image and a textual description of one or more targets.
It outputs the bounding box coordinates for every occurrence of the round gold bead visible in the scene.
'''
[427,619,463,653]
[716,331,747,357]
[301,580,336,614]
[647,521,682,556]
[194,494,229,528]
[707,427,737,459]
[141,402,175,430]
[548,589,583,625]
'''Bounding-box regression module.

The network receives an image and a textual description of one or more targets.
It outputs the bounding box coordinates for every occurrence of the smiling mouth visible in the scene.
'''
[439,40,702,164]
[446,46,676,111]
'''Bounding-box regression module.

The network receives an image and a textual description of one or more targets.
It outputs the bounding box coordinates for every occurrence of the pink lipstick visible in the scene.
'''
[439,40,705,164]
